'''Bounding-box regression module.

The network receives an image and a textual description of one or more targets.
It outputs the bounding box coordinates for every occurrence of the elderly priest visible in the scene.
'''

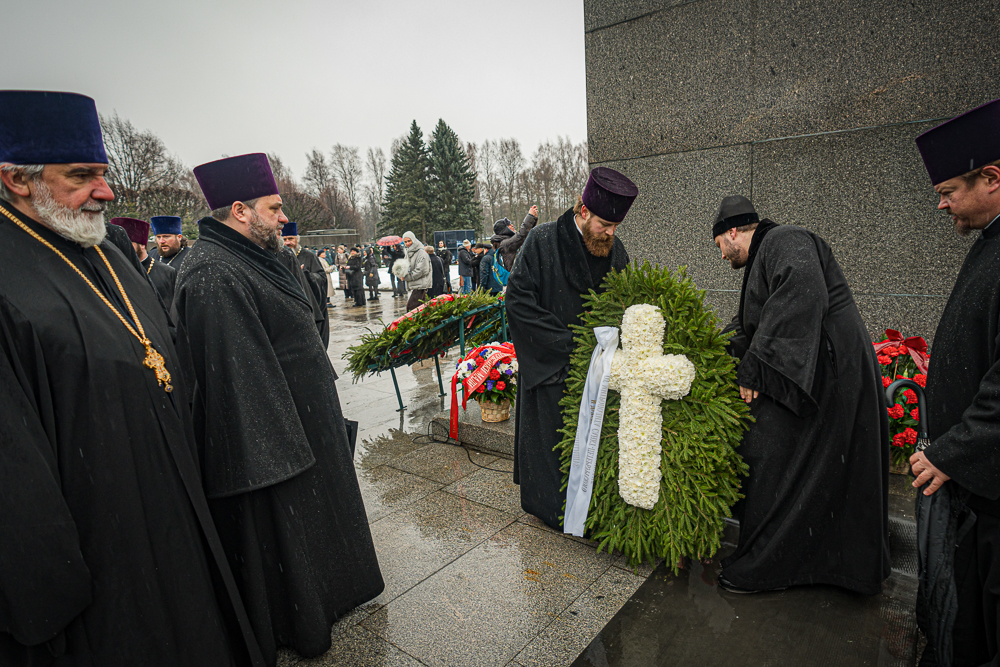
[713,195,890,595]
[0,91,262,665]
[506,167,637,530]
[174,153,383,666]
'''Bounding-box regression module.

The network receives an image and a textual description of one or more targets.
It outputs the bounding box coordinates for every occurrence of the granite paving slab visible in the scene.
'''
[355,431,430,471]
[431,400,516,457]
[442,466,523,516]
[386,442,499,485]
[366,490,517,609]
[362,521,617,667]
[297,625,425,667]
[515,567,647,667]
[357,464,443,524]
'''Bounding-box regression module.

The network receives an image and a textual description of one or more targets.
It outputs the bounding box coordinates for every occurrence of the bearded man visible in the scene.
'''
[111,216,176,306]
[0,91,262,666]
[505,167,637,530]
[712,195,890,595]
[281,221,330,347]
[149,214,190,268]
[174,153,383,666]
[909,99,1000,666]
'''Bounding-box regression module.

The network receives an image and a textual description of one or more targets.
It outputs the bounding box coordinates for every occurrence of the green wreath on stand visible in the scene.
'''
[558,262,752,570]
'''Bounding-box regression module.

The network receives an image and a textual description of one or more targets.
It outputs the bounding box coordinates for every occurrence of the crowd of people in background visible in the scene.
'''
[286,206,542,309]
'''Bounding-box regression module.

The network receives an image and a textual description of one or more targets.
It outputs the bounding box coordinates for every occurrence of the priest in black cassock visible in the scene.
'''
[506,167,637,530]
[174,153,383,666]
[910,99,1000,666]
[0,91,262,666]
[281,221,330,347]
[111,216,176,306]
[712,195,890,595]
[149,214,191,268]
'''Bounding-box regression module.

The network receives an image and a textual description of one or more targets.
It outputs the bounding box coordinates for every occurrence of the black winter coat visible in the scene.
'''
[457,248,475,277]
[498,212,538,271]
[364,254,379,288]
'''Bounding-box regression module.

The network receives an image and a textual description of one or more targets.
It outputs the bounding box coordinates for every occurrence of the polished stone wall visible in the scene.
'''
[584,0,998,342]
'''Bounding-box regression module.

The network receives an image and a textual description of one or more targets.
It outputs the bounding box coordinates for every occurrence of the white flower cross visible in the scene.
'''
[608,304,697,509]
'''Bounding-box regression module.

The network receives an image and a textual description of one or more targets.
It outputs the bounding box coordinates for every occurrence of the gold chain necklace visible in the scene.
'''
[146,255,155,275]
[0,204,173,392]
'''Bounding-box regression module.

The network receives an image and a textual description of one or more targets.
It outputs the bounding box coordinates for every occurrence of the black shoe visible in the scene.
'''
[717,574,786,594]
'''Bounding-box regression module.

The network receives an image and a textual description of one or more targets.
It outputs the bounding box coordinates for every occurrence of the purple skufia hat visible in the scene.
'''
[916,99,1000,185]
[582,167,639,223]
[0,90,108,164]
[110,217,150,246]
[194,153,280,210]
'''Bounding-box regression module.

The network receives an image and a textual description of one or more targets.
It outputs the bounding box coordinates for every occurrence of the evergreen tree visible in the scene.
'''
[382,120,431,241]
[428,119,481,234]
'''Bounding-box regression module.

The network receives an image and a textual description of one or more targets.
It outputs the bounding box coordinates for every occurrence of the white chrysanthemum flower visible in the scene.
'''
[609,304,697,510]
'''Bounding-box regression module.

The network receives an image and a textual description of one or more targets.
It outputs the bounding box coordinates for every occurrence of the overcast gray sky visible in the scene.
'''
[5,0,586,177]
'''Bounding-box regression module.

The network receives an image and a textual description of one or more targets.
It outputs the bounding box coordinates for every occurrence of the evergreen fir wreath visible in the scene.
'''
[558,262,751,570]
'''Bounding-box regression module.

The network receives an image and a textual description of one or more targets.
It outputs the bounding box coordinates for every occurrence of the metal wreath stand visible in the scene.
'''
[369,300,510,412]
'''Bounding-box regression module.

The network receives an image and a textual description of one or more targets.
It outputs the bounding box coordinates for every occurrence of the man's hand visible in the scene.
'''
[738,386,758,403]
[909,451,951,495]
[529,205,538,217]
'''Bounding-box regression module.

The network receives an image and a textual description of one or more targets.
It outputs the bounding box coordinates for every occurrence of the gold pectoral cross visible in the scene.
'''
[142,341,174,392]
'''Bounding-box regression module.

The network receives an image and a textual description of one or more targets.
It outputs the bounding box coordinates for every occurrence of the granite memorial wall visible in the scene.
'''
[584,0,998,341]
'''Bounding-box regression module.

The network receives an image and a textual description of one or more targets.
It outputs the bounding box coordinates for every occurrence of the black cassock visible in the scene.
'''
[277,247,329,348]
[921,219,1000,664]
[174,218,383,666]
[297,247,330,347]
[142,254,177,306]
[0,204,261,666]
[506,209,629,530]
[149,243,190,269]
[722,222,890,594]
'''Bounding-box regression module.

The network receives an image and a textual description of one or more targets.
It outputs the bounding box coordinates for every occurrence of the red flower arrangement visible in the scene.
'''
[873,330,930,469]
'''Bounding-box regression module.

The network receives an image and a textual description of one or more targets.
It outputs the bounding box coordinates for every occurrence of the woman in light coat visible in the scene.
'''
[335,245,351,299]
[318,249,336,302]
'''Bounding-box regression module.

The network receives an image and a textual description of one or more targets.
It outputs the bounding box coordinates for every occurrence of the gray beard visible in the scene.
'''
[247,210,282,252]
[32,180,107,247]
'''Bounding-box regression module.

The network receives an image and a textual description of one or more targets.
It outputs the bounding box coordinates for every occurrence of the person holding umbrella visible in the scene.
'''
[909,99,1000,666]
[378,235,405,297]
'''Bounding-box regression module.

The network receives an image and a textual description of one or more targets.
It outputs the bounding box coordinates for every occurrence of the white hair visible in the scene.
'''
[0,164,45,202]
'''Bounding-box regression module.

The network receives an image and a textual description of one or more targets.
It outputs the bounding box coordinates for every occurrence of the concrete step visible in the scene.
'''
[431,399,515,458]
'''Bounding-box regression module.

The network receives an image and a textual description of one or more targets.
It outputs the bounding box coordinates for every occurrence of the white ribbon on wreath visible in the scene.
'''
[566,304,697,532]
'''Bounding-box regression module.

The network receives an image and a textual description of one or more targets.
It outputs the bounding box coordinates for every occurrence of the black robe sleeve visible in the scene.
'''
[928,343,1000,500]
[506,230,576,390]
[0,301,92,646]
[737,228,829,416]
[174,263,316,499]
[299,250,328,310]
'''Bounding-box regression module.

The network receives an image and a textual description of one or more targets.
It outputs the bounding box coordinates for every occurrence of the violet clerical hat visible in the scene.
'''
[193,153,280,210]
[581,167,638,223]
[916,99,1000,185]
[0,90,107,164]
[281,221,298,237]
[150,215,182,236]
[110,217,150,246]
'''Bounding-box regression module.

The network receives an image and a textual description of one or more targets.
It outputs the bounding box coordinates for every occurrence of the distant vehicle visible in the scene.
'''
[433,229,476,263]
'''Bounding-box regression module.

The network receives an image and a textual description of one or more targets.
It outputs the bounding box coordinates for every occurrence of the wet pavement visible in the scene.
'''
[572,475,922,667]
[276,293,649,667]
[278,295,920,667]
